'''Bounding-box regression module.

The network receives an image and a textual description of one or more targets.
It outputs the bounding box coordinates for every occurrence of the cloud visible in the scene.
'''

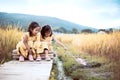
[0,0,120,28]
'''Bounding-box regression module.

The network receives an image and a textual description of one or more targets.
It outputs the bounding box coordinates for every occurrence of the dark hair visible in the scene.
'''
[28,21,40,36]
[41,25,52,39]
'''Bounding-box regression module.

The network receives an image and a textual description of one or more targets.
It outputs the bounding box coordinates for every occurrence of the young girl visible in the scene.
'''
[35,25,67,61]
[16,21,40,62]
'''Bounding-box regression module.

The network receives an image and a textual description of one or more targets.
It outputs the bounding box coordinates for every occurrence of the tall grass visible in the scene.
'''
[56,32,120,80]
[0,26,23,64]
[57,32,120,61]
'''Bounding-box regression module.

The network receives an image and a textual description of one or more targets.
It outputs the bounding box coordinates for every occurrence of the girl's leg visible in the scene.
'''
[28,41,34,61]
[28,49,34,61]
[19,47,28,58]
[44,48,51,61]
[36,53,41,61]
[18,47,26,62]
[17,41,28,61]
[35,42,43,61]
[35,48,42,61]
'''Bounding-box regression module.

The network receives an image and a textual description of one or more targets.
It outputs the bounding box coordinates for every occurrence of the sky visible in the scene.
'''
[0,0,120,29]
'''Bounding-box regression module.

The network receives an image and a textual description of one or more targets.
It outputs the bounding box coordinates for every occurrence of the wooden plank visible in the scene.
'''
[12,49,54,60]
[0,60,53,80]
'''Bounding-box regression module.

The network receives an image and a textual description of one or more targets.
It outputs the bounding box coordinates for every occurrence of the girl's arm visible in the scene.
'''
[52,35,67,50]
[23,34,31,51]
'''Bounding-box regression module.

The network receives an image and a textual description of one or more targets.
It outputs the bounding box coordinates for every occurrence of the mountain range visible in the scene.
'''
[0,12,97,32]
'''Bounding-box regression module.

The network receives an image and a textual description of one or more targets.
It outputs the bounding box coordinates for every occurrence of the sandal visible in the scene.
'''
[28,55,34,61]
[19,56,24,62]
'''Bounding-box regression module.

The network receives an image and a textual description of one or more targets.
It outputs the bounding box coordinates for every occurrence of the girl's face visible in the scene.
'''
[45,31,51,37]
[32,27,40,36]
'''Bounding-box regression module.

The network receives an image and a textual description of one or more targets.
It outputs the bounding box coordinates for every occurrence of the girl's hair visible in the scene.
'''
[41,25,52,39]
[28,21,40,36]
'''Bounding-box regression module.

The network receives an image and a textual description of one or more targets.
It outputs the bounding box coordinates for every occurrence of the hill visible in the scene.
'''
[0,12,97,33]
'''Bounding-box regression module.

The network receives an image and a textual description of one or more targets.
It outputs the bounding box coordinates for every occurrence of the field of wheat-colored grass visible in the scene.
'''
[56,32,120,61]
[56,32,120,80]
[0,26,23,63]
[0,26,120,79]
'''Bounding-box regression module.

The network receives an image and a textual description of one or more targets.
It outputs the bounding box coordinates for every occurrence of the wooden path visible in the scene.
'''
[0,60,53,80]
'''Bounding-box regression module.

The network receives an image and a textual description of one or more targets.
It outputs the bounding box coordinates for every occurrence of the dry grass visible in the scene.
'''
[0,27,119,79]
[57,32,120,61]
[56,32,120,80]
[0,26,23,63]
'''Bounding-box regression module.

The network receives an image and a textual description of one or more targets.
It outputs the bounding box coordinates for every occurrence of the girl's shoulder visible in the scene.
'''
[36,33,40,41]
[24,32,29,36]
[37,32,40,36]
[20,32,29,41]
[22,32,29,39]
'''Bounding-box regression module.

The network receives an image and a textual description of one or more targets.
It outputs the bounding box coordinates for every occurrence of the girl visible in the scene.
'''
[16,21,40,62]
[35,25,67,61]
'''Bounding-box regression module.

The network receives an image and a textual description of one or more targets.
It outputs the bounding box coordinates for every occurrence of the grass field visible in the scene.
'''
[0,26,23,63]
[56,32,120,80]
[56,32,120,62]
[0,26,120,80]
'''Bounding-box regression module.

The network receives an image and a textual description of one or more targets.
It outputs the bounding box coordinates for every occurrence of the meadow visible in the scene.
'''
[0,26,120,80]
[57,32,120,62]
[56,32,120,80]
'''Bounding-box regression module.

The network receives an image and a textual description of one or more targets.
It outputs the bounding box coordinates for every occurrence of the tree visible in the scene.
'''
[72,28,79,34]
[81,29,93,33]
[109,28,113,33]
[98,29,109,33]
[54,27,68,33]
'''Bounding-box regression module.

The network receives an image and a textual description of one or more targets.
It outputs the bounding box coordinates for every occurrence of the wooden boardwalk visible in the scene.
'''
[0,60,53,80]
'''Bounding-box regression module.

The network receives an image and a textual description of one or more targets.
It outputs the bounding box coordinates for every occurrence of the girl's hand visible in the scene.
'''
[27,47,32,52]
[63,46,67,51]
